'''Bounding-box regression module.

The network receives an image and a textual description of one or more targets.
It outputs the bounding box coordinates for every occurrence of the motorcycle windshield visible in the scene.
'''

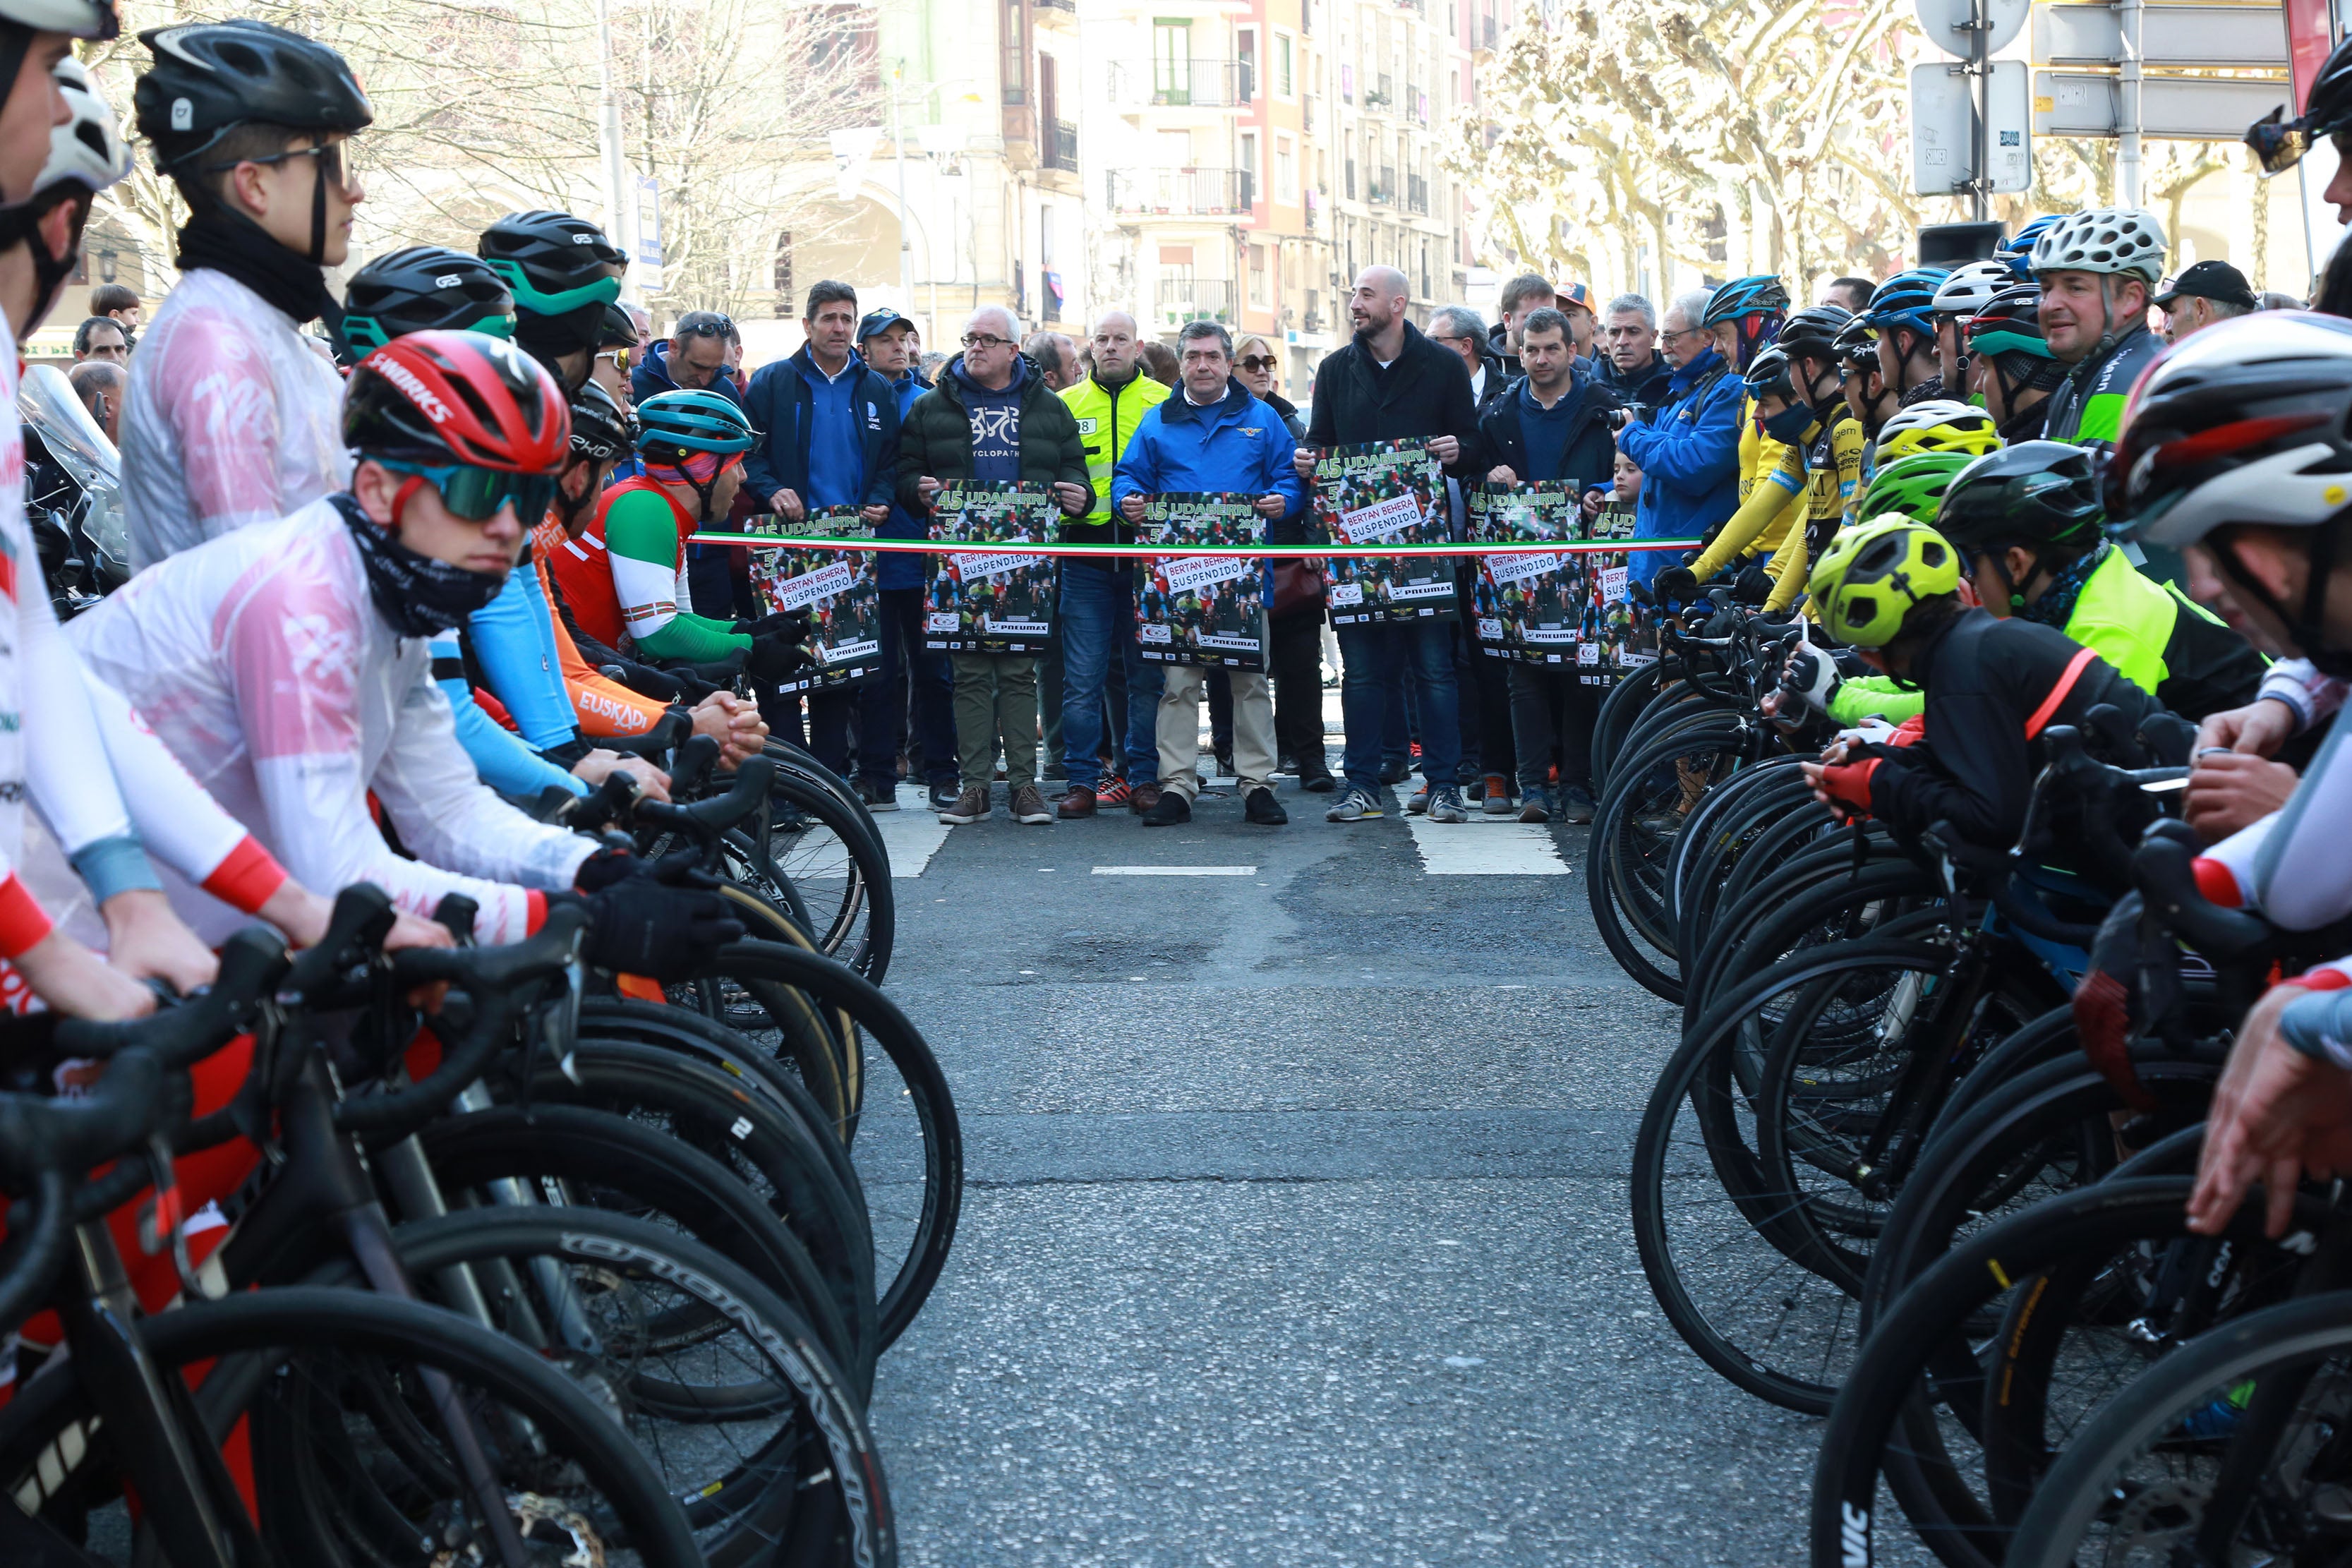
[19,363,119,496]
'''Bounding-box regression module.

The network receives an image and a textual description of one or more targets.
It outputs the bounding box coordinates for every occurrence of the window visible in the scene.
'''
[1249,244,1270,308]
[1153,20,1191,102]
[1275,32,1295,98]
[1239,131,1259,189]
[1275,135,1296,203]
[1236,26,1258,99]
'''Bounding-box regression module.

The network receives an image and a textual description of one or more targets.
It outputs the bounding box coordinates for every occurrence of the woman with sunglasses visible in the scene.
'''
[121,19,373,572]
[66,332,742,976]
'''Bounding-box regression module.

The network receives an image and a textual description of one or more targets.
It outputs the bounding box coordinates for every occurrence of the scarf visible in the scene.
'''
[176,206,344,339]
[2017,539,2111,632]
[334,493,507,639]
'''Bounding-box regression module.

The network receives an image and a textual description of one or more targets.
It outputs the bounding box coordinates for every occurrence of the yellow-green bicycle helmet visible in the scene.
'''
[1807,516,1963,648]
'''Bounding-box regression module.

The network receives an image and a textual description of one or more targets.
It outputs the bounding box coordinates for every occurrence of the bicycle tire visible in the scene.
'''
[1588,723,1747,1001]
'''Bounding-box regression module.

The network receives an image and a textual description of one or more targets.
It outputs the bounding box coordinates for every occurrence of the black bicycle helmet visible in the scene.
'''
[1776,303,1852,364]
[1741,343,1797,403]
[478,210,626,315]
[339,246,514,359]
[1832,315,1878,372]
[1936,440,2106,555]
[133,20,370,171]
[598,300,638,351]
[567,379,634,465]
[2248,34,2352,173]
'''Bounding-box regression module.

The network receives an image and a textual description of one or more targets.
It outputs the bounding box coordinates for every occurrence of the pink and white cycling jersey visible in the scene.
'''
[67,497,594,943]
[121,267,350,572]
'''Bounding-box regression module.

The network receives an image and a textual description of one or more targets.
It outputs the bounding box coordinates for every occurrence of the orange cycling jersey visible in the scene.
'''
[531,517,670,737]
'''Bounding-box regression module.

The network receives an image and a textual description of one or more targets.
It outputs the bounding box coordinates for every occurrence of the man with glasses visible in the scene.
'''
[859,307,958,810]
[742,280,903,804]
[636,310,742,404]
[1594,294,1670,408]
[1615,287,1742,589]
[122,19,373,569]
[1054,309,1171,818]
[1430,305,1504,414]
[898,306,1093,826]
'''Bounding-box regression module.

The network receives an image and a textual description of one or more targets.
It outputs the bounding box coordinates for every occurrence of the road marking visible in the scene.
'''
[1404,815,1570,875]
[1091,865,1259,876]
[874,785,952,878]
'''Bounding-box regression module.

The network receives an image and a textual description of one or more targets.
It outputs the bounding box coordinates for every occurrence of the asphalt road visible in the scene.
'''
[862,728,1854,1566]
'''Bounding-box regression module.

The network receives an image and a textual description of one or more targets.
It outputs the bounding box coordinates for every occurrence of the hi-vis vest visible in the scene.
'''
[1060,371,1171,524]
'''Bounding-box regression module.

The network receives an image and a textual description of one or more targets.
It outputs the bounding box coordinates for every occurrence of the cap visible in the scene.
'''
[857,306,915,343]
[1555,283,1593,311]
[2152,259,2258,311]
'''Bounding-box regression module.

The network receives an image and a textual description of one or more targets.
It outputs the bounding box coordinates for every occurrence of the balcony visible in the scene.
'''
[1034,0,1076,23]
[1370,72,1394,111]
[1157,278,1238,327]
[1406,174,1428,214]
[1044,119,1078,172]
[1110,59,1254,108]
[1108,167,1255,216]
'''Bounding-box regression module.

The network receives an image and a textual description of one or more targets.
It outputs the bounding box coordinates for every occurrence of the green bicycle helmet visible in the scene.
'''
[636,388,754,454]
[1855,450,1976,526]
[1808,517,1962,649]
[1936,440,2106,555]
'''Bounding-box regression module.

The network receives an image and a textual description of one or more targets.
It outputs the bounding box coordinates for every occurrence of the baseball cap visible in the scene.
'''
[857,307,915,342]
[1555,283,1594,312]
[2152,260,2258,311]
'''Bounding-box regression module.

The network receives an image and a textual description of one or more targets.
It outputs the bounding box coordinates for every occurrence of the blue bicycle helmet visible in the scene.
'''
[1863,267,1951,342]
[1997,216,2062,282]
[636,389,755,454]
[1701,275,1790,327]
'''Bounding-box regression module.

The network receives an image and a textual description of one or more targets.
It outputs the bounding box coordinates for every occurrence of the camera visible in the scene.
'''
[1605,403,1651,432]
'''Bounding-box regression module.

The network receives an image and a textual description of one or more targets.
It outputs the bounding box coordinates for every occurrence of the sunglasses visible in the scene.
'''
[380,458,560,524]
[1238,355,1277,371]
[205,139,353,189]
[598,346,634,373]
[2245,106,2313,175]
[676,313,736,341]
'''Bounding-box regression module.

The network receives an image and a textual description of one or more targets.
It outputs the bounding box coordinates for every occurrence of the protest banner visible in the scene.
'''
[745,505,881,692]
[1311,438,1454,625]
[922,481,1061,655]
[1135,492,1267,670]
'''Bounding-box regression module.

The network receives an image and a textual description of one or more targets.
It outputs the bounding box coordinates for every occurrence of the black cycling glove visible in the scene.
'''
[1652,565,1699,603]
[744,634,812,686]
[567,850,742,979]
[732,610,810,642]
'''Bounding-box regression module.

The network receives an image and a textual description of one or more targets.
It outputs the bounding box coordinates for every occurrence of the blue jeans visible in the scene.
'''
[1059,561,1165,788]
[1339,620,1459,796]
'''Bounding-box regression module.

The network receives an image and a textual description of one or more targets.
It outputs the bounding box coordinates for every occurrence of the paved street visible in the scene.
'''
[859,712,1845,1566]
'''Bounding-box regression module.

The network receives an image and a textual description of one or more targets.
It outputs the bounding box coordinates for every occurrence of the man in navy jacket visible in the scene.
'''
[740,280,902,800]
[1112,321,1305,828]
[1616,287,1742,589]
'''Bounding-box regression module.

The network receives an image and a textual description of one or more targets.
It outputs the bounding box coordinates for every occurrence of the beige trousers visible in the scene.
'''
[1155,665,1277,800]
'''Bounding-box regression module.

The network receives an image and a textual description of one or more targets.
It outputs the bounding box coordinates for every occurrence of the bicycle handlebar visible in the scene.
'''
[2133,819,2273,963]
[632,754,775,839]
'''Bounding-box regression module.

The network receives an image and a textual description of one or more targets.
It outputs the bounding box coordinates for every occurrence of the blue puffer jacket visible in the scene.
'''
[1110,378,1305,514]
[1617,346,1744,586]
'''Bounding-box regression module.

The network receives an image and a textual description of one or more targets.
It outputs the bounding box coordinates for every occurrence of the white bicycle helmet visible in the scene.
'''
[0,0,114,35]
[41,57,127,198]
[1875,399,1976,442]
[1931,259,2013,318]
[2030,207,2169,284]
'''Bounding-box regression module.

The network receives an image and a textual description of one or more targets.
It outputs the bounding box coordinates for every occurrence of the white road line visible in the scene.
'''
[1092,866,1260,876]
[1403,814,1570,875]
[873,785,952,878]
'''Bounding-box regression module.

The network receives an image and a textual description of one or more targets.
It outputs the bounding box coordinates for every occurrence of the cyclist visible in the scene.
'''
[67,330,742,969]
[1655,304,1859,611]
[122,18,371,569]
[1833,315,1894,440]
[1994,215,2061,282]
[1798,515,2162,850]
[1863,266,1953,409]
[1928,258,2011,403]
[2032,205,2167,458]
[1680,275,1790,596]
[1964,282,2070,444]
[550,387,810,681]
[2242,34,2352,225]
[478,207,626,397]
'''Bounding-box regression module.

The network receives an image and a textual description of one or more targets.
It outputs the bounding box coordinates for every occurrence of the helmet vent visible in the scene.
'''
[212,40,265,77]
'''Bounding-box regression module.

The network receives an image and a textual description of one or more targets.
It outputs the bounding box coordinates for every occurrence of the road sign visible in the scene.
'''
[2032,3,2286,67]
[2032,70,2298,136]
[634,175,662,292]
[1914,0,2031,58]
[1912,59,2033,196]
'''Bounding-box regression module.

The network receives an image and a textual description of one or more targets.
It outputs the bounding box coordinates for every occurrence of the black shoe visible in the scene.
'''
[1245,788,1288,825]
[1378,759,1411,785]
[1214,752,1236,778]
[1141,791,1192,827]
[1301,771,1337,794]
[927,782,960,811]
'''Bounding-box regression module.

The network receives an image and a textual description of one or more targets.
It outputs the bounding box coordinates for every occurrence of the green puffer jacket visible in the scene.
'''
[892,352,1089,515]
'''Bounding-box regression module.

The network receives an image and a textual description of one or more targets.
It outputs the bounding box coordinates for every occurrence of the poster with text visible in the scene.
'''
[922,481,1061,655]
[1312,438,1455,625]
[1135,492,1267,670]
[1583,500,1658,682]
[1465,481,1579,663]
[746,505,881,693]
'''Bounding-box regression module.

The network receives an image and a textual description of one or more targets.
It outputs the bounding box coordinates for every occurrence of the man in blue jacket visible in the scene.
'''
[1616,287,1742,588]
[1111,321,1305,827]
[855,307,957,810]
[740,281,901,800]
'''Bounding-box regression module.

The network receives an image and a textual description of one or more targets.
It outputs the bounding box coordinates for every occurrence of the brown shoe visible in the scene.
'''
[1012,784,1053,824]
[939,785,988,825]
[1056,785,1097,819]
[1129,781,1162,815]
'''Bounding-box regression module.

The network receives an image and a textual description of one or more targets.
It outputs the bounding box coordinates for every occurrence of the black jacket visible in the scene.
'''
[1304,321,1487,476]
[1593,349,1672,410]
[1263,390,1307,441]
[1477,368,1622,495]
[1866,608,2162,851]
[1469,349,1510,417]
[1485,320,1522,381]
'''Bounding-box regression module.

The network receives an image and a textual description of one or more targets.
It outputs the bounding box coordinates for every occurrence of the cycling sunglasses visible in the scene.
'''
[379,458,560,524]
[203,139,354,189]
[598,345,634,373]
[2245,106,2313,175]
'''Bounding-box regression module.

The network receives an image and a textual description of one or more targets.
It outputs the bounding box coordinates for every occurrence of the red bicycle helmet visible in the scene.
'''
[344,329,569,474]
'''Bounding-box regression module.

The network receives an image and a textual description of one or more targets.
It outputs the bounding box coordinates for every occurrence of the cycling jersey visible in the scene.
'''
[2041,325,2161,455]
[462,550,585,754]
[66,496,596,945]
[1827,547,2264,727]
[429,629,587,801]
[557,477,751,664]
[121,267,350,572]
[527,522,672,737]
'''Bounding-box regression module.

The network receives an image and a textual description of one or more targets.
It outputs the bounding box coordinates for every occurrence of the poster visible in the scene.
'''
[1581,500,1658,685]
[1462,486,1658,685]
[745,505,881,693]
[1135,492,1267,670]
[923,481,1061,655]
[1311,438,1455,625]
